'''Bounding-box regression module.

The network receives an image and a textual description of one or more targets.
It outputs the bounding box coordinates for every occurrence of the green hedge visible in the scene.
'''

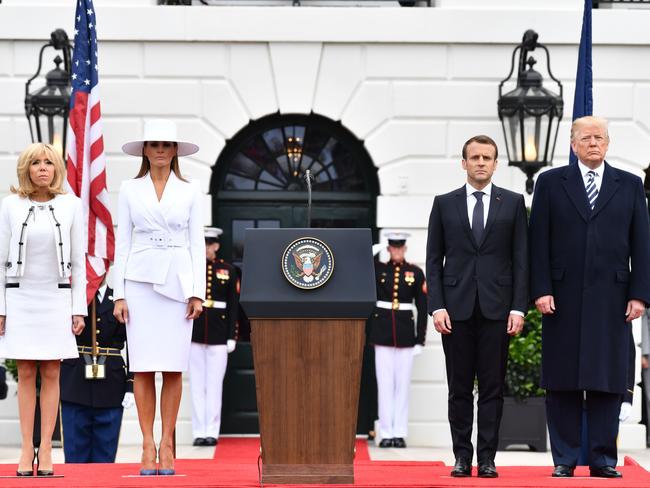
[504,308,545,399]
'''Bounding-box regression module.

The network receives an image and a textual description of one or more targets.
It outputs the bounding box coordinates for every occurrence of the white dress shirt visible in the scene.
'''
[466,182,491,228]
[577,160,604,194]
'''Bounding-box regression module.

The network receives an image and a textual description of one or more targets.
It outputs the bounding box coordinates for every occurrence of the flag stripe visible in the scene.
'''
[66,0,115,305]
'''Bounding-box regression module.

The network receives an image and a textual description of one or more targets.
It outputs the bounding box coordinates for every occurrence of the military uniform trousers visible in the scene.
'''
[375,345,414,439]
[61,402,123,463]
[189,342,228,439]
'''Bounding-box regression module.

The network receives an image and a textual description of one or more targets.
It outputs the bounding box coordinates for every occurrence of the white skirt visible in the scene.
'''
[0,281,78,360]
[125,280,192,372]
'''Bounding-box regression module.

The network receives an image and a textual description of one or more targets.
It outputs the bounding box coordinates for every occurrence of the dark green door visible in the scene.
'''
[211,113,380,435]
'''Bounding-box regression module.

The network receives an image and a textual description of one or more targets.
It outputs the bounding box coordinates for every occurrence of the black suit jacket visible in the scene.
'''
[60,287,133,409]
[426,184,528,321]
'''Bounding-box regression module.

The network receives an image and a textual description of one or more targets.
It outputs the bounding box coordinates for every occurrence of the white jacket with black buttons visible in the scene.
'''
[0,193,86,315]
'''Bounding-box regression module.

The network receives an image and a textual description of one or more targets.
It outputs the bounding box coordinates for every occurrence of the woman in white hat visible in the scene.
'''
[113,119,205,476]
[0,142,86,477]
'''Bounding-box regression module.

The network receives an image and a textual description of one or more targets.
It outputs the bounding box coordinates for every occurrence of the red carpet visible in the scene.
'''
[0,439,649,487]
[212,436,371,462]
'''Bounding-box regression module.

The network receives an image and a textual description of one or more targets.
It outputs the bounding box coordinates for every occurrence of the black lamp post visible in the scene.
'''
[24,29,72,158]
[498,29,564,194]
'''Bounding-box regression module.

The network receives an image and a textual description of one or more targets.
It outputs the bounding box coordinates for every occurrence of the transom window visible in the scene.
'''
[218,114,369,193]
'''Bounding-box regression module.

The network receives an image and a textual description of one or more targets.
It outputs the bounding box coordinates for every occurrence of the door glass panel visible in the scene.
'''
[231,219,255,263]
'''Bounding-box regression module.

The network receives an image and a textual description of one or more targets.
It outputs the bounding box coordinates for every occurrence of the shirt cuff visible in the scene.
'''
[510,310,525,317]
[432,308,446,316]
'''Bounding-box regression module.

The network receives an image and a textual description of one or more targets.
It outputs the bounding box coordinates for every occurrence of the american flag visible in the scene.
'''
[66,0,115,304]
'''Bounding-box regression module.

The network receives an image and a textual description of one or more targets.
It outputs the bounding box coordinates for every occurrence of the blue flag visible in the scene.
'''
[570,0,593,164]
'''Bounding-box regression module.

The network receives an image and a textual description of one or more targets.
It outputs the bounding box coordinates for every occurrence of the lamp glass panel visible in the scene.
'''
[523,115,541,163]
[503,114,522,162]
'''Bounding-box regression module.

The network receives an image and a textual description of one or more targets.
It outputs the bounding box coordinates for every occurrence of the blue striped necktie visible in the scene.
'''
[585,170,598,210]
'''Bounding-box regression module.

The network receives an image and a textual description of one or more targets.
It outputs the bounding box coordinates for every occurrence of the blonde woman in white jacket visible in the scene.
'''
[0,143,86,477]
[113,120,205,476]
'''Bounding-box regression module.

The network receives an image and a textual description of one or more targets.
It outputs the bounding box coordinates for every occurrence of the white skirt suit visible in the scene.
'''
[112,173,205,372]
[0,193,86,360]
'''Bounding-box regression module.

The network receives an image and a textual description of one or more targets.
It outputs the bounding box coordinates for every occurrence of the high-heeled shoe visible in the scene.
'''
[16,448,36,476]
[139,445,157,476]
[157,443,175,476]
[35,447,54,477]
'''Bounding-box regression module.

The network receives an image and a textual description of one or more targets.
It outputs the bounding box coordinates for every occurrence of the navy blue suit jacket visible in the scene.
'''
[529,162,650,394]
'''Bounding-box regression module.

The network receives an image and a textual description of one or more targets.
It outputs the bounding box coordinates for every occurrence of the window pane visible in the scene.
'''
[220,115,368,193]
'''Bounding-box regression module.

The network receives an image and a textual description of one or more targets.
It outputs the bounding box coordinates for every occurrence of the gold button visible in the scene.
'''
[395,266,401,271]
[207,295,212,299]
[393,285,398,290]
[221,315,226,320]
[394,278,399,283]
[97,317,101,322]
[96,329,101,334]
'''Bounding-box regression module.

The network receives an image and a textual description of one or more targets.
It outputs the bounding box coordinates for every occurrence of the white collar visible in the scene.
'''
[578,160,604,178]
[97,284,107,302]
[466,182,492,197]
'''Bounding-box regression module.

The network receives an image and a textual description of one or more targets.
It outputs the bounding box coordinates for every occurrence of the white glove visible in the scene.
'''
[226,339,236,354]
[121,392,135,409]
[412,344,423,357]
[619,401,632,422]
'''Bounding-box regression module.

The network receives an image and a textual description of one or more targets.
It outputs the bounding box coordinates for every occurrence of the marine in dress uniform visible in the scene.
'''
[189,227,239,447]
[59,284,134,463]
[367,233,427,448]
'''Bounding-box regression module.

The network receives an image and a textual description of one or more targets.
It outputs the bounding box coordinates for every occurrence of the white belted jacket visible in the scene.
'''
[112,173,205,303]
[0,193,86,315]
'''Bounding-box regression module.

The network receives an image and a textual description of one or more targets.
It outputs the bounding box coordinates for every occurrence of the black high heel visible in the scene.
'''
[36,447,54,477]
[16,449,36,477]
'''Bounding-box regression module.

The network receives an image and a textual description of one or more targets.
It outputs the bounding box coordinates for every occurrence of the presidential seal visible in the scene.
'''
[282,237,334,289]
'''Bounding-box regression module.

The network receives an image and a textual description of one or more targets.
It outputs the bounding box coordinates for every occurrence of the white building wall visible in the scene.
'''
[0,2,649,448]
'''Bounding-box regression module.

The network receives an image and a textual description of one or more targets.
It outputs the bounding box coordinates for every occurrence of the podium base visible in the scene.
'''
[263,463,353,484]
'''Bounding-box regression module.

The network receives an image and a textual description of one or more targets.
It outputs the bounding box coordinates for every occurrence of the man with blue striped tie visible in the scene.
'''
[529,116,650,479]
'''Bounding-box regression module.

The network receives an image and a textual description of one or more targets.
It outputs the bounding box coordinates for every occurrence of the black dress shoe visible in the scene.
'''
[193,437,207,446]
[552,465,575,477]
[450,457,471,477]
[378,438,394,448]
[205,437,218,446]
[392,437,407,448]
[477,460,498,478]
[590,466,622,478]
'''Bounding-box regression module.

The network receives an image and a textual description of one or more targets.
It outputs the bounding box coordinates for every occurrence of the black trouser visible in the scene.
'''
[441,301,509,463]
[546,389,620,468]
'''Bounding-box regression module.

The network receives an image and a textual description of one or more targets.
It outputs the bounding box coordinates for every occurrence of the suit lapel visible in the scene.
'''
[481,185,503,246]
[591,162,619,219]
[454,185,479,249]
[561,164,590,223]
[134,174,171,230]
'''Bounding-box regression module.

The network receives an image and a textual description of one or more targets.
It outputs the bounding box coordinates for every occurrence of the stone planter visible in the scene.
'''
[498,396,547,452]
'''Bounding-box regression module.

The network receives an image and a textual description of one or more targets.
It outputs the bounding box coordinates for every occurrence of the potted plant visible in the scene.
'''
[498,308,547,452]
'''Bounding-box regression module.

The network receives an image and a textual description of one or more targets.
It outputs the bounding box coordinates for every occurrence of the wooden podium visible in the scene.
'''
[240,229,376,484]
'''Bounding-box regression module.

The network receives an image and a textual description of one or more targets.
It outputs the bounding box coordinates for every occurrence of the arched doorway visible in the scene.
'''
[211,112,379,433]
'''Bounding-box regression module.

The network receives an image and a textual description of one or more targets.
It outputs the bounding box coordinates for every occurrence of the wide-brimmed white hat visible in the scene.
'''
[122,119,199,157]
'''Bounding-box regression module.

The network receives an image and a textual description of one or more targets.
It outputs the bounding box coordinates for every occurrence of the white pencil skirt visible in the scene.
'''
[125,280,192,372]
[0,282,78,360]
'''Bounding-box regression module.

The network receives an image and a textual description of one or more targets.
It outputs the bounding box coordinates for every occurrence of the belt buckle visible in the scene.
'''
[151,231,168,248]
[392,301,400,310]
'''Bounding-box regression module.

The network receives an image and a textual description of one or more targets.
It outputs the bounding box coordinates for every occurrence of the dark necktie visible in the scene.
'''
[586,170,599,210]
[472,191,485,244]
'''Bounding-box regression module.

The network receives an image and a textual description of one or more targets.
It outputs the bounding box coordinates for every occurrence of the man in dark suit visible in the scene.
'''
[59,282,134,463]
[426,134,528,478]
[529,116,650,478]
